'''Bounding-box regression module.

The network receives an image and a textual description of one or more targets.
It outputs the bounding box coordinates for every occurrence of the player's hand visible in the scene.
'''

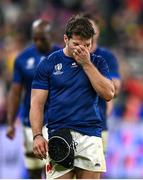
[6,125,15,139]
[33,135,48,160]
[73,45,91,66]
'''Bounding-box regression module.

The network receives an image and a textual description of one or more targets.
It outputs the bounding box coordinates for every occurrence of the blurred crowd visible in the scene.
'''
[0,0,143,123]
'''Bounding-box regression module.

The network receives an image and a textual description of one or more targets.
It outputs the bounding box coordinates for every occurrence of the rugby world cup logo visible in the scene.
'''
[55,63,62,71]
[54,63,63,75]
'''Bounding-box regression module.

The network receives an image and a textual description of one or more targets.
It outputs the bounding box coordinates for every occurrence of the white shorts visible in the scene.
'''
[46,130,106,179]
[23,125,48,169]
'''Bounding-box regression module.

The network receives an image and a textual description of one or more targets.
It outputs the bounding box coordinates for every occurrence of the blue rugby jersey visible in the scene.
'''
[12,44,60,127]
[32,49,111,137]
[94,47,120,130]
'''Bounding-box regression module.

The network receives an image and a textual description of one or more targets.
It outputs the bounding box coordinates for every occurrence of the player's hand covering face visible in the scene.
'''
[65,34,92,65]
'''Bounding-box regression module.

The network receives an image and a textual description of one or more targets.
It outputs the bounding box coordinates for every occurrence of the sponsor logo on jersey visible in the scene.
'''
[71,62,78,68]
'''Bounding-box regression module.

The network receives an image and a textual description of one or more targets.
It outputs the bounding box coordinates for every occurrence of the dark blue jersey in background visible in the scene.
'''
[94,47,120,130]
[12,44,60,127]
[32,49,111,137]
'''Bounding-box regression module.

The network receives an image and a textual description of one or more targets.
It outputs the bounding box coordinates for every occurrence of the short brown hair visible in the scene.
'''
[65,15,95,39]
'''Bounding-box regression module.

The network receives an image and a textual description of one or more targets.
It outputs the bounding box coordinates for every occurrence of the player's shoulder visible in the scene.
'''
[91,53,105,61]
[91,53,107,66]
[15,44,36,62]
[95,46,118,64]
[39,49,63,68]
[96,46,115,57]
[48,49,63,60]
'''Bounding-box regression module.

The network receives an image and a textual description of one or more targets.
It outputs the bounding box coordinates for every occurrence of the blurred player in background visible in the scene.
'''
[82,12,121,152]
[6,19,60,179]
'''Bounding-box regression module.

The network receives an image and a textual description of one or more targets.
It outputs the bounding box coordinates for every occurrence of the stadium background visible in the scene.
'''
[0,0,143,178]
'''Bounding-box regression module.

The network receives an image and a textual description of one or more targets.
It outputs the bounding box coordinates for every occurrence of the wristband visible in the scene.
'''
[33,133,43,140]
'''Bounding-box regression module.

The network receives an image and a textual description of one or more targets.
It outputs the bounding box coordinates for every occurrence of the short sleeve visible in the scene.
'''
[12,57,24,84]
[32,56,53,90]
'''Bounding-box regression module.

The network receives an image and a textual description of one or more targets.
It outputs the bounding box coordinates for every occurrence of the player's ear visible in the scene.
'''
[64,34,68,44]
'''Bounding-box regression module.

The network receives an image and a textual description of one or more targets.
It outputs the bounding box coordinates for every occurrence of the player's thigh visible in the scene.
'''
[56,169,75,179]
[75,167,101,179]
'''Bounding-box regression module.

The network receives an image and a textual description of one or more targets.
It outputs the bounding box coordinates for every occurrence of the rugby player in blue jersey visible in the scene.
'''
[82,13,121,153]
[30,15,115,179]
[6,19,60,179]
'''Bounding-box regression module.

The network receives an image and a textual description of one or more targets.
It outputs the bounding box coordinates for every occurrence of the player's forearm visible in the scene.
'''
[112,78,121,97]
[83,63,115,101]
[30,89,48,137]
[7,91,21,126]
[30,103,44,137]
